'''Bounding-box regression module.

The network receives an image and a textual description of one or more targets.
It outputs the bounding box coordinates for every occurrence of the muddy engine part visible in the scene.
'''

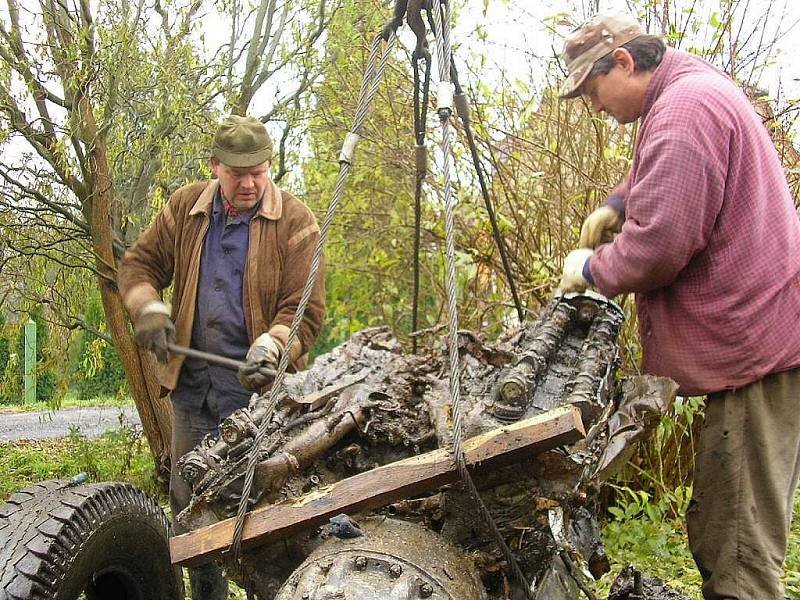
[275,517,485,600]
[172,294,677,599]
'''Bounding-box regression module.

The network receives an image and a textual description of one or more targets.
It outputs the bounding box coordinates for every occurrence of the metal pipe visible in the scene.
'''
[167,343,276,378]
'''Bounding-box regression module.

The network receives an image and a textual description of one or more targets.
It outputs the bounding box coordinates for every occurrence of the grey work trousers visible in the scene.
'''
[686,367,800,600]
[171,395,229,600]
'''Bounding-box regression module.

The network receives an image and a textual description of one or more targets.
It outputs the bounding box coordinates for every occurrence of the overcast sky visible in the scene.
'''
[2,0,798,164]
[449,0,800,100]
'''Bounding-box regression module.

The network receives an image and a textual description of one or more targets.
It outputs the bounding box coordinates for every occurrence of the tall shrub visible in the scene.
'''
[74,293,127,400]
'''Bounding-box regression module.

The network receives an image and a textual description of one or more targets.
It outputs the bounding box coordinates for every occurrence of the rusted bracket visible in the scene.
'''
[286,371,368,410]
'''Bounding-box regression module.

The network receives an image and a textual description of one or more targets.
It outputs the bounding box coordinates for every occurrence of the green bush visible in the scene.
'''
[0,425,161,502]
[0,336,9,381]
[0,315,10,404]
[75,339,127,400]
[73,293,127,400]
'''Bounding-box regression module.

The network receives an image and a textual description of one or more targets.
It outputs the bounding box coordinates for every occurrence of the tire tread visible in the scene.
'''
[0,479,178,600]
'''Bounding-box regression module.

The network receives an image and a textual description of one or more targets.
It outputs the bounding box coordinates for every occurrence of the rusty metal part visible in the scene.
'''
[561,302,624,424]
[607,565,689,600]
[588,376,678,480]
[287,371,369,410]
[493,300,575,421]
[177,393,368,529]
[486,295,622,429]
[274,518,486,600]
[172,297,677,599]
[177,434,230,487]
[632,569,644,599]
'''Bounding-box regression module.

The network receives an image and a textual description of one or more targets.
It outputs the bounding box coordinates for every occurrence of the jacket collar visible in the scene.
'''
[189,178,283,220]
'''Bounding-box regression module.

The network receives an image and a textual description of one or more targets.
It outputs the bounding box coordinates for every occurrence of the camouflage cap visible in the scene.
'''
[211,115,273,168]
[559,13,644,99]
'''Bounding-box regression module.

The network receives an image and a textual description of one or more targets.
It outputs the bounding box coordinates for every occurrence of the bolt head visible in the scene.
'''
[420,582,434,598]
[354,556,367,571]
[388,563,403,578]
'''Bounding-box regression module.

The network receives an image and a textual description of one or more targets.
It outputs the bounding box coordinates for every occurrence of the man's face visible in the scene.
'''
[579,49,643,124]
[211,159,270,210]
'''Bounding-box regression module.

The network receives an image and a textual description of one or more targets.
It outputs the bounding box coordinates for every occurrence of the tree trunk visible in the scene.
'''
[79,95,173,481]
[103,285,173,479]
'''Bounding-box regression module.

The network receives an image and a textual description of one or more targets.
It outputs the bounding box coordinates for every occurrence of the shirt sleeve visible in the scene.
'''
[590,109,727,297]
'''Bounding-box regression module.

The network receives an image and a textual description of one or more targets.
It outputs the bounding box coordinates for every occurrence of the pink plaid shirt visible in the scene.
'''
[590,48,800,395]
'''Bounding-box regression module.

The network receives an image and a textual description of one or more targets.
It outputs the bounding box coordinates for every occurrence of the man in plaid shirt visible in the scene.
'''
[557,12,800,599]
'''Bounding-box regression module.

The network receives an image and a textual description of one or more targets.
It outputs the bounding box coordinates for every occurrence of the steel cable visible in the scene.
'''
[449,58,525,323]
[430,1,533,596]
[411,54,431,353]
[228,31,397,566]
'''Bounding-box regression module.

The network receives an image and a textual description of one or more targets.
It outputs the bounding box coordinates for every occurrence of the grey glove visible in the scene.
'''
[237,332,282,392]
[557,249,594,295]
[132,301,175,364]
[579,205,623,249]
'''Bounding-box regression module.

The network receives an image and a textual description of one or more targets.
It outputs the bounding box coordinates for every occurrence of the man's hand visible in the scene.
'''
[133,302,175,363]
[238,332,283,392]
[579,205,623,249]
[557,248,594,294]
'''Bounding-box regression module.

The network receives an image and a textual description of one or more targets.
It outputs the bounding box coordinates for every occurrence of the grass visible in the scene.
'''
[595,485,800,599]
[0,425,161,501]
[595,490,701,597]
[0,391,134,414]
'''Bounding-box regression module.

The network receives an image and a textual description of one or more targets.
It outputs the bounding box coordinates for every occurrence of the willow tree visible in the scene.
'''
[225,0,332,182]
[0,0,335,477]
[0,0,217,473]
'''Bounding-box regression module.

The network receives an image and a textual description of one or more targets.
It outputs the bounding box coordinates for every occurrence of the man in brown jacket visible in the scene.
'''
[118,115,325,599]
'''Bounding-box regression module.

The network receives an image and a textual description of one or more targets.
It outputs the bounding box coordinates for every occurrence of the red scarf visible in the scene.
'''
[223,200,240,220]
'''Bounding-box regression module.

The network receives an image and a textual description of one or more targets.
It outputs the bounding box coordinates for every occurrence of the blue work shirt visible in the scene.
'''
[171,190,257,421]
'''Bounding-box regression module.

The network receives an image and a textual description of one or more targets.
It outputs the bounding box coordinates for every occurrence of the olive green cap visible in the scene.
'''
[211,115,273,168]
[559,12,644,99]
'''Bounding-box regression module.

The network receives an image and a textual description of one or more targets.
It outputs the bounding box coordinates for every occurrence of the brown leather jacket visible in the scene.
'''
[118,178,325,393]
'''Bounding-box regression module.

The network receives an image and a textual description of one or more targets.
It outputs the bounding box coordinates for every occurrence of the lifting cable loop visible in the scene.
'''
[228,5,532,596]
[449,58,525,324]
[228,30,398,570]
[411,53,432,354]
[430,0,534,597]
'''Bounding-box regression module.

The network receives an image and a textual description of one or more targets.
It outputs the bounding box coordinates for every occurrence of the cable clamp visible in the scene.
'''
[454,93,470,121]
[437,81,453,116]
[338,132,361,165]
[415,144,427,174]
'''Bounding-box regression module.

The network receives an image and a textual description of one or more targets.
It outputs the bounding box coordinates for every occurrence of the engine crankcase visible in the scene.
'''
[274,517,486,600]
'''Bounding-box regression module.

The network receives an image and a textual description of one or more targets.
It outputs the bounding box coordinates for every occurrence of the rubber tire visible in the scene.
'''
[0,479,184,600]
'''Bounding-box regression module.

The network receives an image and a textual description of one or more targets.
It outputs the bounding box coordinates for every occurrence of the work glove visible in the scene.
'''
[237,332,283,392]
[133,301,175,364]
[579,205,623,249]
[557,248,594,295]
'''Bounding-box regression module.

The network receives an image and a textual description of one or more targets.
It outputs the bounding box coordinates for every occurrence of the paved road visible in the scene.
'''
[0,406,142,441]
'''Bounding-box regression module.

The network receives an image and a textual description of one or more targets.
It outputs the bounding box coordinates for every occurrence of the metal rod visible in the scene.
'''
[167,343,253,373]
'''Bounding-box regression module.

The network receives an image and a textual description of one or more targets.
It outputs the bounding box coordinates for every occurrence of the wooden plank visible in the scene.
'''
[170,405,584,566]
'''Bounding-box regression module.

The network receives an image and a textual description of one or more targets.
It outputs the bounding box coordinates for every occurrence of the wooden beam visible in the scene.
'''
[170,405,584,566]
